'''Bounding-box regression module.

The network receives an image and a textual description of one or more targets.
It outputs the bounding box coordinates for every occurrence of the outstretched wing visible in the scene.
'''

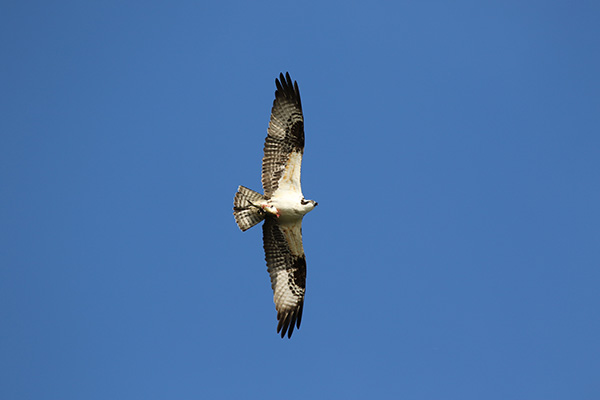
[262,72,304,198]
[262,217,306,338]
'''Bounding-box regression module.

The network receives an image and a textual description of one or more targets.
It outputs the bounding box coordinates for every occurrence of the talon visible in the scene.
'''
[260,203,280,217]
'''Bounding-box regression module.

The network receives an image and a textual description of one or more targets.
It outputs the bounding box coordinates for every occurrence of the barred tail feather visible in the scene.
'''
[233,186,266,231]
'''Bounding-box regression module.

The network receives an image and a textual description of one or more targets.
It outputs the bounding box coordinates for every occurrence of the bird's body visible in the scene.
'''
[233,73,317,338]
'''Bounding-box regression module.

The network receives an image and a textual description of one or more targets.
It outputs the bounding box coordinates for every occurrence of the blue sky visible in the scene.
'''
[2,1,599,399]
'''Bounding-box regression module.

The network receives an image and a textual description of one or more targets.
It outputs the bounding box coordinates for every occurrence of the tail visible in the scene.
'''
[233,186,266,231]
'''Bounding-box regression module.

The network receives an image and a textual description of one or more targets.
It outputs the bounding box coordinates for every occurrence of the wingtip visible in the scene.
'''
[275,74,283,92]
[274,72,301,109]
[296,302,304,329]
[276,302,304,339]
[275,72,288,93]
[277,310,292,338]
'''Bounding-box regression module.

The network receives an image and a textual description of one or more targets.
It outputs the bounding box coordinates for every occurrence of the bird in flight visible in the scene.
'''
[233,72,318,338]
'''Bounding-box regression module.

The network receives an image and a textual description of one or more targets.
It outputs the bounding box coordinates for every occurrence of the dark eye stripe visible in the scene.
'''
[300,199,309,205]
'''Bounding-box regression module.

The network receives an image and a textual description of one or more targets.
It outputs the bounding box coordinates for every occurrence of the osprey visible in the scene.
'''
[233,72,318,338]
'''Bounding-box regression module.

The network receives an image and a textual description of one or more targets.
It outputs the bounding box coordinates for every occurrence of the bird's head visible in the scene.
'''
[301,198,318,213]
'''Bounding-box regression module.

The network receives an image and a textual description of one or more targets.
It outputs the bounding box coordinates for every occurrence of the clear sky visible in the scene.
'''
[2,1,599,399]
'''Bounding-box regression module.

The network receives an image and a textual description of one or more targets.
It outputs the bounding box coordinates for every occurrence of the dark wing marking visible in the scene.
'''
[261,72,304,198]
[262,217,306,338]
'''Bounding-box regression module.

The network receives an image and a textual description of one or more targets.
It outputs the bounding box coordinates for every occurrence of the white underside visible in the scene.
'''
[262,150,315,226]
[270,194,309,221]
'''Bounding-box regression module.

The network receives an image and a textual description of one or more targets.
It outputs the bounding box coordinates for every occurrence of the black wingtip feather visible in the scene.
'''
[274,72,302,110]
[275,302,304,339]
[288,312,298,335]
[284,72,292,88]
[294,80,302,110]
[296,302,304,329]
[277,311,291,338]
